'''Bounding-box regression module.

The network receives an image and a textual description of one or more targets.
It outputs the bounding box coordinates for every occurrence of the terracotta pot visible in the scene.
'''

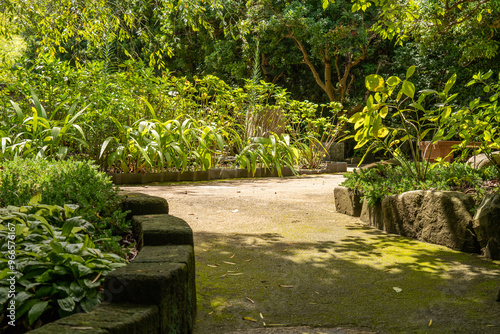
[418,141,462,162]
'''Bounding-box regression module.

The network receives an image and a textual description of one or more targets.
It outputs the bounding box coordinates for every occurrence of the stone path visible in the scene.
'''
[123,174,500,334]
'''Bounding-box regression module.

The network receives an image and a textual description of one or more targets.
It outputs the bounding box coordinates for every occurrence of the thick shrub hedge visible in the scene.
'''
[0,159,129,251]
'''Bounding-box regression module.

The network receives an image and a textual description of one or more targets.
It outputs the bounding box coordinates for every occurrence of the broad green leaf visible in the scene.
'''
[27,301,50,325]
[57,296,76,312]
[365,74,385,92]
[406,66,416,79]
[483,70,493,80]
[402,81,415,99]
[386,76,401,86]
[378,127,389,138]
[443,74,457,94]
[10,100,24,121]
[379,106,389,118]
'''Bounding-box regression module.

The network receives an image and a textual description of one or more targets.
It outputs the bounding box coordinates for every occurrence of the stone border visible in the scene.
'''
[334,186,500,259]
[108,162,348,185]
[31,193,195,334]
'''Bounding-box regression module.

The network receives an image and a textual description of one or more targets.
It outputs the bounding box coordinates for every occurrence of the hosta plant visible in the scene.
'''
[0,200,126,331]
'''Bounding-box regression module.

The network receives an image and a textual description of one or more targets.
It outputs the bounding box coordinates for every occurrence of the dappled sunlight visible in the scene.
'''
[193,229,500,333]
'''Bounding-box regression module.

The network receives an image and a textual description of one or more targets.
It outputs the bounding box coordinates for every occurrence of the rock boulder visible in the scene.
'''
[467,151,500,169]
[382,190,479,252]
[334,186,362,217]
[472,194,500,259]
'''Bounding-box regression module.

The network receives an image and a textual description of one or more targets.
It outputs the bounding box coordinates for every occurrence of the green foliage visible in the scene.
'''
[0,159,129,248]
[349,0,500,62]
[348,66,461,181]
[341,163,500,206]
[453,70,500,173]
[0,202,126,330]
[0,91,88,160]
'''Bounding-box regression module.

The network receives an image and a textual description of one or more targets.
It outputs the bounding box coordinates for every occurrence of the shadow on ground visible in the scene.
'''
[194,226,500,334]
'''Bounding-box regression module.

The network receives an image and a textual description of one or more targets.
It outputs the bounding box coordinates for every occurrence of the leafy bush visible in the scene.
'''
[1,55,345,174]
[0,159,129,249]
[341,162,500,206]
[0,202,126,331]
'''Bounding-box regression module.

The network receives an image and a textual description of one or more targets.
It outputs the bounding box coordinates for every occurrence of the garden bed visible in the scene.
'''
[30,192,196,334]
[334,163,500,259]
[108,162,347,185]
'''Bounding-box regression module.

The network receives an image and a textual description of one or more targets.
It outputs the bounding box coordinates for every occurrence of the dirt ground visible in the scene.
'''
[123,174,500,334]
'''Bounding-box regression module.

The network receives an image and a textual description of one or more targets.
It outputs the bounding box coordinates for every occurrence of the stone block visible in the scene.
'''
[134,245,196,330]
[323,142,344,161]
[30,303,159,334]
[104,262,189,334]
[360,200,383,229]
[208,168,222,180]
[333,186,362,217]
[132,214,193,248]
[121,193,169,221]
[382,190,479,252]
[472,194,500,259]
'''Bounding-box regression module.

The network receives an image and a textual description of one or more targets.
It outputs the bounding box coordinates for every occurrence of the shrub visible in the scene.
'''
[0,159,129,249]
[341,162,500,206]
[0,202,126,331]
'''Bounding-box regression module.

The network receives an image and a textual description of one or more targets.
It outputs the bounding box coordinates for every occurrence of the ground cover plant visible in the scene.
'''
[0,199,126,332]
[341,163,500,207]
[0,158,130,256]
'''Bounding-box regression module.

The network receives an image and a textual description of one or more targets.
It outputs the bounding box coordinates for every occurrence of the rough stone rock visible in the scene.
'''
[472,194,500,259]
[121,192,169,220]
[359,159,400,170]
[360,200,384,229]
[334,186,362,217]
[382,190,479,252]
[104,262,189,334]
[30,303,159,334]
[323,142,345,161]
[467,151,500,169]
[132,214,194,249]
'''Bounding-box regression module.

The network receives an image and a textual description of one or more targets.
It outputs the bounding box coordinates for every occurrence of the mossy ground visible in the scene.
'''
[127,175,500,334]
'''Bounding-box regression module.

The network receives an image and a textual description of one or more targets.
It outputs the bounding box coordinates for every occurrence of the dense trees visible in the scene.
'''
[1,0,499,107]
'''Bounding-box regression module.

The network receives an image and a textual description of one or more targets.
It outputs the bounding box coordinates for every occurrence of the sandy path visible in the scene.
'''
[123,174,500,334]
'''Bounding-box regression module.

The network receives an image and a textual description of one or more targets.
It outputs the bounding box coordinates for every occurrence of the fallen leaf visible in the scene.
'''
[279,285,294,288]
[393,287,403,293]
[232,209,239,213]
[70,328,93,330]
[230,254,235,259]
[429,319,432,327]
[223,261,236,265]
[243,317,257,322]
[207,264,219,268]
[244,259,252,262]
[246,297,255,304]
[188,213,195,215]
[220,274,227,278]
[260,313,264,319]
[228,273,244,276]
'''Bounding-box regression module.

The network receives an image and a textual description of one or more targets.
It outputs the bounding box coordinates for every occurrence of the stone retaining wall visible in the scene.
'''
[334,187,500,258]
[109,162,348,185]
[31,193,195,334]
